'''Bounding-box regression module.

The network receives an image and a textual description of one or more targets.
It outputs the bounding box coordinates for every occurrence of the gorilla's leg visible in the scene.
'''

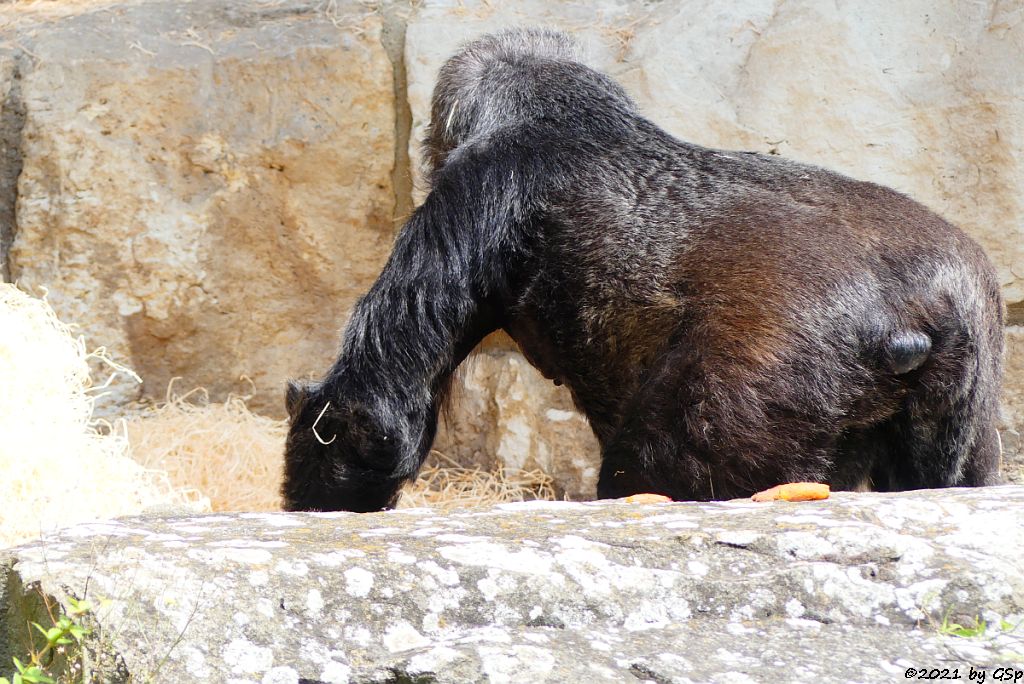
[596,345,703,500]
[961,424,1003,486]
[877,389,1003,490]
[869,312,1003,490]
[596,343,835,501]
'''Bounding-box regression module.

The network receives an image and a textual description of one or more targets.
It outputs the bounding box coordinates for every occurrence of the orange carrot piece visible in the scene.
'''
[751,482,830,502]
[623,493,673,504]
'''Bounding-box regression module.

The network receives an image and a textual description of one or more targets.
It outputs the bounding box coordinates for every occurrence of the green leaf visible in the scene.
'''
[66,597,93,616]
[12,657,25,673]
[947,620,986,638]
[19,668,55,684]
[20,670,55,684]
[12,673,22,684]
[45,627,62,643]
[0,676,11,684]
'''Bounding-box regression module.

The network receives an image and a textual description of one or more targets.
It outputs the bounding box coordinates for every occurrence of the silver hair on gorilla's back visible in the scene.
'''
[422,28,623,177]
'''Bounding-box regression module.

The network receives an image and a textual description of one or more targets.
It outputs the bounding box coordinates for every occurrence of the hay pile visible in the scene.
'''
[0,285,204,549]
[125,384,288,512]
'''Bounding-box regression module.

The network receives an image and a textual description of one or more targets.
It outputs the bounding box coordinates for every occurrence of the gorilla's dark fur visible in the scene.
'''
[282,28,1004,512]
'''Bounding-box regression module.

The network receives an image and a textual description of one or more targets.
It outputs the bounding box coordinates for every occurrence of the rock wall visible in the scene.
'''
[2,0,1023,490]
[4,1,400,414]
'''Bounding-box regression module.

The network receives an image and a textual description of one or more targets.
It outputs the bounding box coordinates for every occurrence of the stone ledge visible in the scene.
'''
[3,486,1023,682]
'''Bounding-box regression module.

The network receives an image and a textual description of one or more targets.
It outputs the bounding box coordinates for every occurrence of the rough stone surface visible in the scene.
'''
[1002,327,1024,484]
[3,487,1023,682]
[5,0,398,413]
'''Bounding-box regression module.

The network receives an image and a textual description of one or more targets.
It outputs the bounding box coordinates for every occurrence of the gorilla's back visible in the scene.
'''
[505,119,1000,447]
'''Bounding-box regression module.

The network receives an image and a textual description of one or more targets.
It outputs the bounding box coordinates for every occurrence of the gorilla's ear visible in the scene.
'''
[285,380,311,420]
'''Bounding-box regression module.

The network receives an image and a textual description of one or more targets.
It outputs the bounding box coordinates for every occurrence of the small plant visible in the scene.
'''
[937,612,1024,640]
[939,612,988,638]
[1,596,93,684]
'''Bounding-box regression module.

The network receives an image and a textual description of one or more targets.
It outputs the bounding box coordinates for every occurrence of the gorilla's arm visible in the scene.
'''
[280,144,535,511]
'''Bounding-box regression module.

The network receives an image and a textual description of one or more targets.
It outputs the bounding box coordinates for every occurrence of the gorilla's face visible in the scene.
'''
[281,380,404,512]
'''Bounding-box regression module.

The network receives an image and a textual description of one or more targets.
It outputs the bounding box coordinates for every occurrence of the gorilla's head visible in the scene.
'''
[281,379,414,512]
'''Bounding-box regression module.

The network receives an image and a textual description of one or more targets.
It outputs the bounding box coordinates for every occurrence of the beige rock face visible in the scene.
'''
[7,1,397,413]
[437,348,601,500]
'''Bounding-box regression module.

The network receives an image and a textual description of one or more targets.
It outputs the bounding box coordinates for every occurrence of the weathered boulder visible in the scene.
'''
[5,0,399,413]
[3,487,1022,682]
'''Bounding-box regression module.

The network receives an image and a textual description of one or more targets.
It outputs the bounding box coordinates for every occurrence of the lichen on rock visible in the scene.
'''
[3,487,1022,682]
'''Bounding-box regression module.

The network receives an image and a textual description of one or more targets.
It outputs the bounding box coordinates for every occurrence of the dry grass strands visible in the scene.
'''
[0,284,202,549]
[125,383,288,513]
[398,450,557,510]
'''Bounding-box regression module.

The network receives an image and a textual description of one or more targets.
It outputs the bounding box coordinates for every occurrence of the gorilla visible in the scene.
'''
[282,28,1003,512]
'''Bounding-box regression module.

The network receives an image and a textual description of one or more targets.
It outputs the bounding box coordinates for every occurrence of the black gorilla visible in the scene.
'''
[282,28,1004,512]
